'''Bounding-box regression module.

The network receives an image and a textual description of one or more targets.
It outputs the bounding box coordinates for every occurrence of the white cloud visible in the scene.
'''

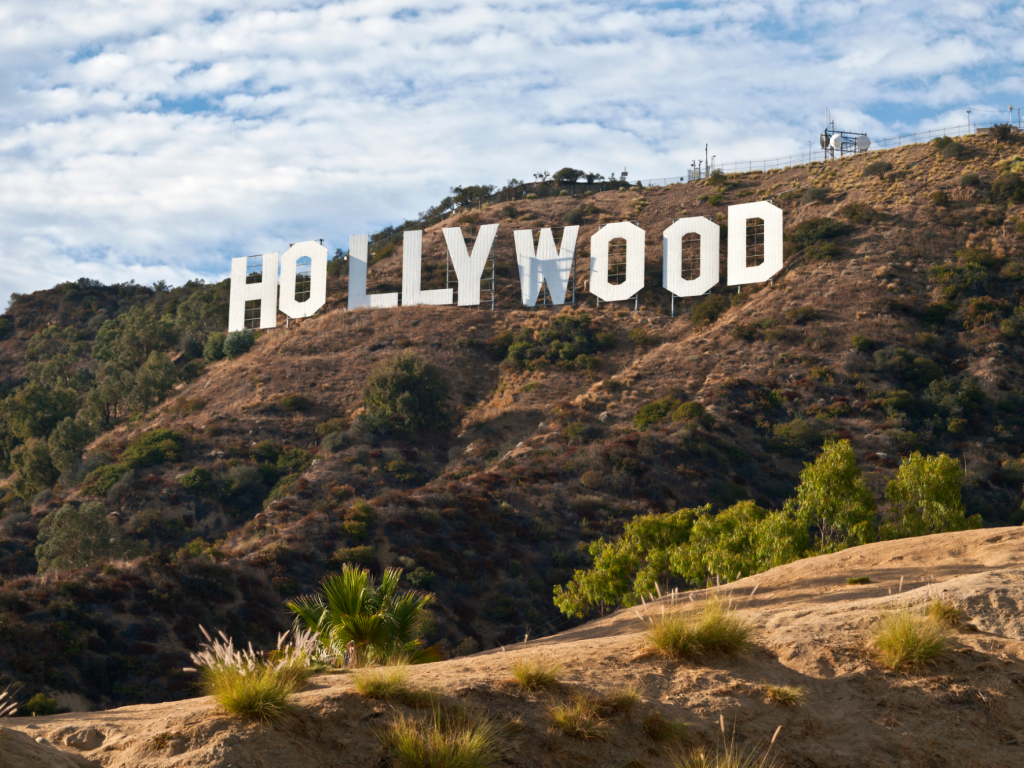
[0,0,1022,308]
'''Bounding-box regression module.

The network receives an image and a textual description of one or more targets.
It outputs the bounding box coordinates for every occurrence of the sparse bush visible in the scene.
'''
[785,305,818,324]
[801,186,829,204]
[846,576,871,585]
[838,202,878,224]
[767,419,822,457]
[279,393,312,412]
[804,241,841,262]
[762,683,805,706]
[941,141,964,159]
[691,294,731,327]
[991,123,1015,142]
[671,401,713,428]
[497,313,614,372]
[363,355,451,434]
[927,599,962,628]
[82,463,129,496]
[629,325,659,347]
[991,172,1024,203]
[871,604,949,671]
[598,683,641,714]
[708,169,727,187]
[960,172,980,187]
[408,567,435,589]
[222,330,256,359]
[549,695,609,740]
[642,710,688,743]
[931,190,950,207]
[509,658,561,691]
[863,161,892,179]
[563,421,597,445]
[377,704,503,768]
[644,595,753,659]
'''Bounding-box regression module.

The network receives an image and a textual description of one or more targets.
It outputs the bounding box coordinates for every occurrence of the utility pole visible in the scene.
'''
[705,144,709,178]
[967,108,971,134]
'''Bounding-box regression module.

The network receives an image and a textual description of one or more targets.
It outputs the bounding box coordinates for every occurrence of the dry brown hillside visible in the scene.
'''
[2,131,1024,714]
[6,527,1024,768]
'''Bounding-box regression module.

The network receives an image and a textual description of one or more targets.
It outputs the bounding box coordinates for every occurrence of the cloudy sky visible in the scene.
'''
[1,0,1022,308]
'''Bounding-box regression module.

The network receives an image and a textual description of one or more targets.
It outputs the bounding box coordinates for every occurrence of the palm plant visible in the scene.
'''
[286,564,440,666]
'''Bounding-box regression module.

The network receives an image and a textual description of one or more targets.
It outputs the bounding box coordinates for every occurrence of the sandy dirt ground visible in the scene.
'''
[7,527,1024,768]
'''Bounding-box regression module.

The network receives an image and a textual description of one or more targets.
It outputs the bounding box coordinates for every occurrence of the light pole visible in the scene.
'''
[967,108,971,134]
[712,155,716,174]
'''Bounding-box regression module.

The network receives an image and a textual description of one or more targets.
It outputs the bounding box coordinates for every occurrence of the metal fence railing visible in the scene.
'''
[636,119,1016,186]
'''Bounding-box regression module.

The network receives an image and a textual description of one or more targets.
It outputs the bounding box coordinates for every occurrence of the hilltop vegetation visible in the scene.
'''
[1,129,1024,712]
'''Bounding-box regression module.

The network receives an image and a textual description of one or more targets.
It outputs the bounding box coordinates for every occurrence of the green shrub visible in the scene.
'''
[991,123,1015,142]
[355,667,411,699]
[787,218,850,250]
[562,206,584,225]
[178,467,214,495]
[0,316,11,338]
[498,313,614,371]
[927,599,962,628]
[991,172,1024,203]
[121,429,183,469]
[82,464,129,496]
[265,473,301,505]
[850,334,872,352]
[563,421,596,445]
[671,401,713,427]
[785,305,818,324]
[204,332,227,361]
[762,683,805,707]
[691,294,730,327]
[408,567,435,589]
[871,604,948,671]
[363,355,451,433]
[180,359,206,382]
[629,325,659,346]
[645,595,753,659]
[223,330,256,358]
[279,393,312,412]
[317,418,348,437]
[863,161,892,179]
[22,693,58,717]
[708,169,727,187]
[941,141,964,158]
[931,190,950,207]
[707,193,724,206]
[846,576,871,585]
[332,545,377,568]
[767,419,822,457]
[929,262,987,298]
[804,241,842,261]
[634,397,681,431]
[838,202,878,223]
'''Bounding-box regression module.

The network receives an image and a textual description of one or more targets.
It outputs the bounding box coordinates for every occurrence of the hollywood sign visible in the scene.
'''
[227,201,782,332]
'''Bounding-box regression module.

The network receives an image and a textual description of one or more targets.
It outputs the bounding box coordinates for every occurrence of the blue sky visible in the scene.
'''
[1,0,1022,308]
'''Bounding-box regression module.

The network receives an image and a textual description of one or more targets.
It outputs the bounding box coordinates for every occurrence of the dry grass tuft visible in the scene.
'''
[597,682,642,715]
[761,683,806,707]
[377,704,503,768]
[508,658,562,691]
[549,695,610,740]
[927,598,962,628]
[871,604,950,671]
[645,594,754,659]
[674,720,781,768]
[642,710,689,743]
[354,666,412,699]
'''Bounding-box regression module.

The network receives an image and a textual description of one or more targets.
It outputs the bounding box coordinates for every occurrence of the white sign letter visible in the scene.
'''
[513,226,579,307]
[279,240,327,319]
[663,217,720,297]
[402,230,453,307]
[228,252,279,332]
[589,222,645,303]
[727,201,783,286]
[443,224,500,307]
[348,234,399,310]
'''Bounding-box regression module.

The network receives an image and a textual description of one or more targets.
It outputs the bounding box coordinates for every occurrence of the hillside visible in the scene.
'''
[1,130,1024,714]
[6,527,1024,767]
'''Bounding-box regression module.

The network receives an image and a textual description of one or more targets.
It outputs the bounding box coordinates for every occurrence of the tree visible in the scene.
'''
[880,452,982,539]
[83,363,135,430]
[35,502,145,573]
[11,438,58,500]
[286,565,439,665]
[552,167,584,191]
[362,355,450,433]
[671,501,807,585]
[92,306,177,369]
[47,417,95,476]
[788,439,875,552]
[131,351,178,411]
[24,327,89,389]
[204,332,227,361]
[553,508,700,618]
[1,382,80,441]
